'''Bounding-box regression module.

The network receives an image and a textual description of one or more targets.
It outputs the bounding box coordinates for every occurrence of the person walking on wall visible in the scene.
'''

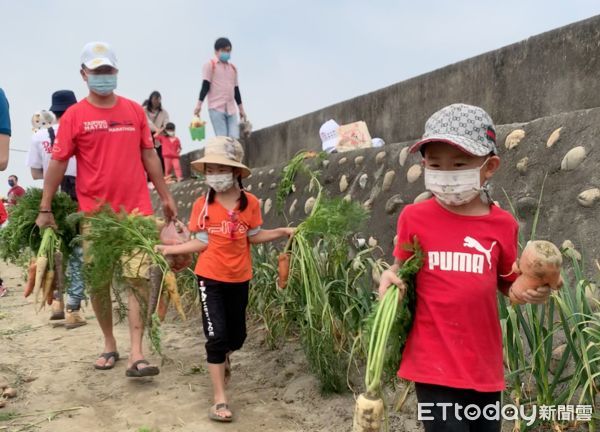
[193,37,247,138]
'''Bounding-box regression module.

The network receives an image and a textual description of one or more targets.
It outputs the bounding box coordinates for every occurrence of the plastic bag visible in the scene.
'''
[160,220,193,272]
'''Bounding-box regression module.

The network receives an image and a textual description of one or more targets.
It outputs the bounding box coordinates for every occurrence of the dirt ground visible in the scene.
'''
[0,260,426,432]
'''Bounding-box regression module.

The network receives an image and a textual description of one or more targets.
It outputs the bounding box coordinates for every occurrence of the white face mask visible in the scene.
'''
[166,130,175,137]
[205,173,234,192]
[424,158,489,206]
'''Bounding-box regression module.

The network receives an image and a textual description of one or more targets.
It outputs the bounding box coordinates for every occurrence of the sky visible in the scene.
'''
[1,0,599,191]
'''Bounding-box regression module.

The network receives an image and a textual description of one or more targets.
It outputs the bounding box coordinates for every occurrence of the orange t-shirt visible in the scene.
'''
[189,192,262,283]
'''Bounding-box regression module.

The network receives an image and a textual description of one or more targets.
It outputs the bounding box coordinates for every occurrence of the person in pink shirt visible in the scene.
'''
[193,37,247,138]
[157,122,183,181]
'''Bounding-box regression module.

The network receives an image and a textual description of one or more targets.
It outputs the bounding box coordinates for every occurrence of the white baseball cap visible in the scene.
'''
[319,119,339,153]
[81,41,118,70]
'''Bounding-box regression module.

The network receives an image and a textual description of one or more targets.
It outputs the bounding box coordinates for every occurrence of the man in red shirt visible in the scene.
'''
[36,41,177,377]
[6,175,25,206]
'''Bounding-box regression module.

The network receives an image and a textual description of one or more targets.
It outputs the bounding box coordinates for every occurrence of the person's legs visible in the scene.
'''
[224,281,249,354]
[465,389,502,432]
[91,284,117,368]
[124,277,158,374]
[209,109,228,137]
[66,246,86,308]
[225,112,239,139]
[164,157,174,178]
[83,228,117,368]
[415,383,470,432]
[172,158,183,181]
[155,144,165,174]
[199,277,232,420]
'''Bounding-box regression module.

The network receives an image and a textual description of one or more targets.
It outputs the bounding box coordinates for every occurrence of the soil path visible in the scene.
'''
[0,260,367,432]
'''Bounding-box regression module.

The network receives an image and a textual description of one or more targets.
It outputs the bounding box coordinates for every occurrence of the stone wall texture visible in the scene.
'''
[157,15,600,278]
[243,15,600,168]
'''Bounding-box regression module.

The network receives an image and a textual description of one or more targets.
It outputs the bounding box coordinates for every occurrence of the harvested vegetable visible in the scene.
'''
[23,258,36,298]
[0,188,77,264]
[33,256,48,298]
[277,252,290,289]
[157,294,170,322]
[147,264,163,321]
[83,208,190,354]
[164,270,185,320]
[354,238,423,432]
[42,270,55,309]
[510,240,563,305]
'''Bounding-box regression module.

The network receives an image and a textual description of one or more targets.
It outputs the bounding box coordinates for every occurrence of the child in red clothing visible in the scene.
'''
[157,122,183,181]
[378,104,553,432]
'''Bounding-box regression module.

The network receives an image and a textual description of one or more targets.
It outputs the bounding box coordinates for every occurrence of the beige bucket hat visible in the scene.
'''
[191,136,252,178]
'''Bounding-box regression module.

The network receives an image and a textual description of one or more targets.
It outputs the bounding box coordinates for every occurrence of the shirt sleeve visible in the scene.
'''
[248,195,263,230]
[52,110,76,161]
[393,208,414,261]
[498,219,519,283]
[188,197,206,232]
[27,133,43,169]
[0,89,11,136]
[202,61,213,82]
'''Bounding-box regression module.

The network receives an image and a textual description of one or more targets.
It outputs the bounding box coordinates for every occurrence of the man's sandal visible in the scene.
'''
[125,360,160,378]
[94,352,120,370]
[208,403,233,422]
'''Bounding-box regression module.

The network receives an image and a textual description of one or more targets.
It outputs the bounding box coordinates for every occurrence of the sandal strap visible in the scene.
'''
[215,403,229,411]
[130,359,150,369]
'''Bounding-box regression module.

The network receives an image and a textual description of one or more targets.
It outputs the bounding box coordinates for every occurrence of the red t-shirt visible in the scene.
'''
[156,135,181,158]
[52,96,154,215]
[393,198,518,392]
[7,185,25,205]
[188,193,263,283]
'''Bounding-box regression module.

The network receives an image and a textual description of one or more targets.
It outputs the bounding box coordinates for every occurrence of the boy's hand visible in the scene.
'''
[378,269,406,300]
[194,101,202,116]
[510,284,552,304]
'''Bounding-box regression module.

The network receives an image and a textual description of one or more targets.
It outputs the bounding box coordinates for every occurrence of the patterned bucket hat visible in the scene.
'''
[191,136,251,178]
[410,103,498,156]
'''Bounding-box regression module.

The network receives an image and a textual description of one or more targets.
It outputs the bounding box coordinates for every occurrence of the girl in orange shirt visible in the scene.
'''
[157,136,293,423]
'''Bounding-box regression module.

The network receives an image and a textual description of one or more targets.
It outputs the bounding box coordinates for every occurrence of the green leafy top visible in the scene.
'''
[0,188,78,263]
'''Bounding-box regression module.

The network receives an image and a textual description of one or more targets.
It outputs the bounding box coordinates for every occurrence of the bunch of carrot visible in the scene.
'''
[24,228,62,310]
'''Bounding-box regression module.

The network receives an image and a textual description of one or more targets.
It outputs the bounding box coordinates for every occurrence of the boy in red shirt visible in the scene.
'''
[378,104,552,431]
[157,122,183,181]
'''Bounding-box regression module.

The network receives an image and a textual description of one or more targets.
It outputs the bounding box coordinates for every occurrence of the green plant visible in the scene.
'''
[0,188,78,264]
[500,181,600,431]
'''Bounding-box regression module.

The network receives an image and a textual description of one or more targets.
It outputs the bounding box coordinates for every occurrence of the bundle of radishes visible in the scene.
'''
[24,228,62,311]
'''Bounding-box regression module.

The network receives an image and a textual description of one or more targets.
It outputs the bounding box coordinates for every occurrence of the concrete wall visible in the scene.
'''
[157,107,600,278]
[242,15,600,168]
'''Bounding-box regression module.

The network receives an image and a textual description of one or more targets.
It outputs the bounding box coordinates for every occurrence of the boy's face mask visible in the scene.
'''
[166,130,175,137]
[424,158,489,206]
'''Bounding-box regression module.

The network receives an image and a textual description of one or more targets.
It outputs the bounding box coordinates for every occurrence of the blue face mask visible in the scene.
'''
[219,51,231,62]
[86,73,117,96]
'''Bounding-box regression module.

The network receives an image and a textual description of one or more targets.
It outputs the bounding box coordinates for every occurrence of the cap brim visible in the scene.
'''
[409,135,494,157]
[49,104,72,112]
[84,58,117,70]
[191,155,252,178]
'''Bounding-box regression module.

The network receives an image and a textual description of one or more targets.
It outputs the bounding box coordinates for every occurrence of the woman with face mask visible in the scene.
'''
[156,136,294,423]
